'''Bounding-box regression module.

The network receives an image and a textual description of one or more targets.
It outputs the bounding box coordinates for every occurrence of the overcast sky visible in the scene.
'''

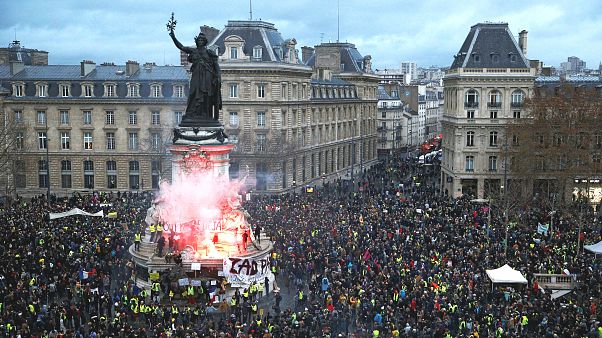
[1,0,600,70]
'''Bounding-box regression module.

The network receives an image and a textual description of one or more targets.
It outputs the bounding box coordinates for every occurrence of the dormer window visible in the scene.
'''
[13,83,24,97]
[510,54,517,62]
[253,46,262,59]
[473,53,480,62]
[491,54,499,63]
[173,85,184,98]
[82,83,94,97]
[127,83,140,97]
[36,82,48,97]
[104,83,116,97]
[150,83,162,98]
[222,35,247,61]
[59,83,71,97]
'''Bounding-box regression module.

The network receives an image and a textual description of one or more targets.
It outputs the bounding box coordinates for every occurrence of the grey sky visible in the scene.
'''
[1,0,600,70]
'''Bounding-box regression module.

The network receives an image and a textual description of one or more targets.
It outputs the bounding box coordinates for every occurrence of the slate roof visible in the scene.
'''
[536,75,602,84]
[311,78,352,86]
[1,64,188,81]
[210,20,297,63]
[378,86,394,100]
[304,42,367,73]
[0,65,10,78]
[450,23,529,69]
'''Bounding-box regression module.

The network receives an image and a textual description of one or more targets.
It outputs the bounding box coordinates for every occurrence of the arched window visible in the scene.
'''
[488,90,502,108]
[464,90,479,108]
[511,90,525,107]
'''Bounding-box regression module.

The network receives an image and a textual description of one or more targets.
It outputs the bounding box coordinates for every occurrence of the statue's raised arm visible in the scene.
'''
[167,13,188,52]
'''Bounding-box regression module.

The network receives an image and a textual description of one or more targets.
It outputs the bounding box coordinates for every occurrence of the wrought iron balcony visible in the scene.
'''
[464,101,479,108]
[487,102,502,108]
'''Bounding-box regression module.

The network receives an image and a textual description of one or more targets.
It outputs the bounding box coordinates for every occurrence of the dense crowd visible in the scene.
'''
[0,156,600,337]
[243,160,601,337]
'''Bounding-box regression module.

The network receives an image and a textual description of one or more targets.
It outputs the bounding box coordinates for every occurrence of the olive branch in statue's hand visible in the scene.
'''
[166,12,177,34]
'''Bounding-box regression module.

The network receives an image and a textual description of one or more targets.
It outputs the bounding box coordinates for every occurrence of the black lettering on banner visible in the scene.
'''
[229,258,241,274]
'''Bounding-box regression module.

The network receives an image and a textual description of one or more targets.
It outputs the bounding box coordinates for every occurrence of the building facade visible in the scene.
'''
[376,84,406,158]
[0,20,379,196]
[0,60,188,197]
[213,21,378,192]
[440,23,536,198]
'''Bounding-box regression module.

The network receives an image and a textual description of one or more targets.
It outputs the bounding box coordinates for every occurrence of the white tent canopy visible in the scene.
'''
[486,264,528,284]
[49,208,104,220]
[584,240,602,254]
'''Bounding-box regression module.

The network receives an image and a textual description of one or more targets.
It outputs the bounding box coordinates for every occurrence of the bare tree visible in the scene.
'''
[140,128,173,187]
[504,83,602,211]
[0,108,29,203]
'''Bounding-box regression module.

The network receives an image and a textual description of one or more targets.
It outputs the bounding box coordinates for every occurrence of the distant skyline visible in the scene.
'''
[1,0,600,70]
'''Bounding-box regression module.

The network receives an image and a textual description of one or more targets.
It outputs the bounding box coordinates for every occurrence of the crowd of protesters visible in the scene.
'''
[0,155,600,337]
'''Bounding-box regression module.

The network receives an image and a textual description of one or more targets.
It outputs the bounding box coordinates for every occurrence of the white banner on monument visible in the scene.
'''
[223,253,270,286]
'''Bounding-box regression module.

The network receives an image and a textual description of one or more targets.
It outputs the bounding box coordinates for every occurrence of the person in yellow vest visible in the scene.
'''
[134,232,141,251]
[187,285,195,303]
[171,304,179,322]
[520,314,528,334]
[257,281,265,300]
[149,224,156,242]
[151,282,161,302]
[156,223,164,243]
[249,282,257,301]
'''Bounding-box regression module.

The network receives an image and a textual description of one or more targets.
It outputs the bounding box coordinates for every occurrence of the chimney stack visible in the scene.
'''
[518,30,528,57]
[9,60,24,76]
[301,46,314,64]
[80,60,96,77]
[126,60,140,77]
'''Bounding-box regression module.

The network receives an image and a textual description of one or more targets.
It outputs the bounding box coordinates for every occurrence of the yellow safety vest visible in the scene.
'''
[135,234,141,241]
[251,304,257,312]
[157,225,163,232]
[150,225,156,232]
[187,286,194,296]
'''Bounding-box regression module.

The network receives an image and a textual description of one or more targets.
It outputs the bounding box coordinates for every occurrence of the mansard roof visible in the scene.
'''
[450,22,529,70]
[210,20,299,63]
[304,42,367,73]
[0,64,188,81]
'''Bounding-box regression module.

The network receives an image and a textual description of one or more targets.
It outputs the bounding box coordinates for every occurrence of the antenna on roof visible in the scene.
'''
[320,33,324,44]
[337,0,340,42]
[249,0,253,20]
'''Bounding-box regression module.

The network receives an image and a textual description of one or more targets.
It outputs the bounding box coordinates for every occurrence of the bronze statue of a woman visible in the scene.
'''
[168,13,222,127]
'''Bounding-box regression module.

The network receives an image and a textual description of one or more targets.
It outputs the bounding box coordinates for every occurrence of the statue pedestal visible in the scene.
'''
[129,124,274,299]
[169,143,235,184]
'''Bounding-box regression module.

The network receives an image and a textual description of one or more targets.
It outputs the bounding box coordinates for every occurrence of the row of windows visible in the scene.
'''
[465,155,499,172]
[13,82,185,99]
[466,131,500,147]
[18,110,182,126]
[23,160,161,190]
[28,131,163,151]
[226,108,370,129]
[465,110,521,119]
[464,89,525,107]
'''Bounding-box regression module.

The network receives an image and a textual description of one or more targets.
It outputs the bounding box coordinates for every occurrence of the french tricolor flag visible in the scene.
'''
[79,270,89,280]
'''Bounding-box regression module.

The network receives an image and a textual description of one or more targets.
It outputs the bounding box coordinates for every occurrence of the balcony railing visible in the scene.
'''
[511,102,523,108]
[487,102,502,108]
[464,101,479,108]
